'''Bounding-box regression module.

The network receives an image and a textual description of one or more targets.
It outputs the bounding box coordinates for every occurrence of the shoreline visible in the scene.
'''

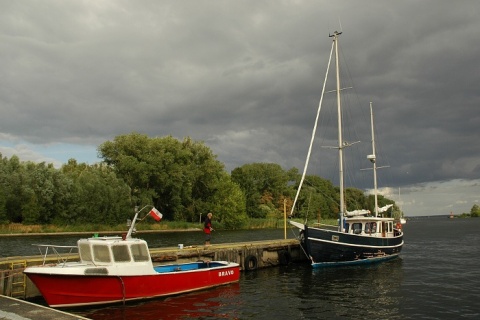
[0,228,202,237]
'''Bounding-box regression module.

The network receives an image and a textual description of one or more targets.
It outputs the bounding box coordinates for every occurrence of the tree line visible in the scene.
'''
[0,132,402,229]
[457,204,480,218]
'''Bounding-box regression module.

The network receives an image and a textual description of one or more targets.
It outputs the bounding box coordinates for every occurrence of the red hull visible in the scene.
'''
[27,266,239,307]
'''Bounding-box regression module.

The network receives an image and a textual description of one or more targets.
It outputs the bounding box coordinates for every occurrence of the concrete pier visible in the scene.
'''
[150,239,303,269]
[0,295,90,320]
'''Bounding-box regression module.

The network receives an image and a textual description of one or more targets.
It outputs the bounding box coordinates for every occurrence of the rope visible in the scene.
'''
[117,276,126,306]
[290,40,335,218]
[289,227,312,263]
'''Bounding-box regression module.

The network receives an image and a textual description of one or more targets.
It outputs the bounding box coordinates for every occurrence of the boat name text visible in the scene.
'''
[218,270,234,277]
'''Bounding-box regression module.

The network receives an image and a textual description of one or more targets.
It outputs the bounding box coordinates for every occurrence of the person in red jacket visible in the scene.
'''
[204,212,214,246]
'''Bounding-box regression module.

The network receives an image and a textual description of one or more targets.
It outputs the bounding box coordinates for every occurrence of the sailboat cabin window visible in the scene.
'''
[352,223,362,234]
[365,222,377,234]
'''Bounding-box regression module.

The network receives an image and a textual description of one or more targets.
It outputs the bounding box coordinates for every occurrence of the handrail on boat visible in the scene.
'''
[312,223,338,230]
[32,244,78,266]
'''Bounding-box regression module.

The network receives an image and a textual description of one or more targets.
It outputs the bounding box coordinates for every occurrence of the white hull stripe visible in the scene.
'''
[308,237,404,249]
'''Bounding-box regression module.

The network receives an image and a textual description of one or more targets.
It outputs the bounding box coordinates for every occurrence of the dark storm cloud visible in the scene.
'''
[1,0,479,197]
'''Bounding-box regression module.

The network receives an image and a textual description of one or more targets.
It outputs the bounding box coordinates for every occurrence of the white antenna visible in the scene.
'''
[338,18,343,33]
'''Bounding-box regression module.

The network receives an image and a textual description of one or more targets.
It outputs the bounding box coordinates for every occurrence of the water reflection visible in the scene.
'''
[77,283,241,320]
[10,218,480,319]
[73,258,404,320]
[294,259,404,319]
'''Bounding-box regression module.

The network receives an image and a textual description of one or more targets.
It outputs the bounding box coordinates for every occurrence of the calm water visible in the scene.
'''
[5,217,480,319]
[0,228,296,258]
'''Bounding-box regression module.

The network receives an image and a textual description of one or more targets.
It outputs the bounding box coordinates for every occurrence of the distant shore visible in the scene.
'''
[0,218,335,237]
[0,228,202,237]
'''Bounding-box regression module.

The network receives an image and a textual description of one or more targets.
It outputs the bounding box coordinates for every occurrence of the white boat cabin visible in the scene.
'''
[344,217,396,238]
[78,236,152,266]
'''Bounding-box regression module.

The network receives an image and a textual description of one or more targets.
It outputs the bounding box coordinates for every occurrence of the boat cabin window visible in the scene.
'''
[112,244,131,262]
[79,242,93,263]
[352,223,362,234]
[365,222,377,234]
[131,243,150,262]
[93,244,112,263]
[345,223,350,233]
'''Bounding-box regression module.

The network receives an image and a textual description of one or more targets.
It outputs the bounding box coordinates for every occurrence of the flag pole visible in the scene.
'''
[126,205,152,239]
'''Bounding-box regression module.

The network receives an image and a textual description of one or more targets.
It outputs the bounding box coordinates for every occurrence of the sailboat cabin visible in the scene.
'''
[344,217,398,238]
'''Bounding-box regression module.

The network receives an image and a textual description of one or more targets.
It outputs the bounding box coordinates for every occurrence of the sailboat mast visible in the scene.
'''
[370,102,379,217]
[331,31,344,231]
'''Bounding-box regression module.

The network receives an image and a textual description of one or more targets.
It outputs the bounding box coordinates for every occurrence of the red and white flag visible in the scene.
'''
[149,207,162,221]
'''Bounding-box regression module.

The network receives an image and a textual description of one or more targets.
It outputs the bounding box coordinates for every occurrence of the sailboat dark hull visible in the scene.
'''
[301,226,403,267]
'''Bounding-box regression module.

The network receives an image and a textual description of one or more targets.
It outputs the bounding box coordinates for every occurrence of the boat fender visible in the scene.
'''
[278,250,291,265]
[244,255,258,271]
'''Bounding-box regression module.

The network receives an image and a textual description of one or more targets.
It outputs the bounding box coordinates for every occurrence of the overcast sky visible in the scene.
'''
[1,1,479,216]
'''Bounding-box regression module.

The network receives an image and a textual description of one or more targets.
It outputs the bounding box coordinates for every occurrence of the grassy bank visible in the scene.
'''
[0,218,338,235]
[0,222,195,235]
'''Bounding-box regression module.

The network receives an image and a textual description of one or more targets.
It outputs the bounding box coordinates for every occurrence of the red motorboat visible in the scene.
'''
[24,206,240,308]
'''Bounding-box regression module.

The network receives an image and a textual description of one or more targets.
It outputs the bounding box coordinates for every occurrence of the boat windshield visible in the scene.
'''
[112,244,131,262]
[79,242,93,263]
[78,240,150,264]
[93,244,111,263]
[131,243,150,262]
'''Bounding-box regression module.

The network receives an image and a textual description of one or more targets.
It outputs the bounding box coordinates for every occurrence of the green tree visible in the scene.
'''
[60,160,132,225]
[0,156,71,224]
[365,194,395,217]
[21,162,56,224]
[292,175,338,221]
[0,154,11,223]
[97,133,157,206]
[98,133,247,227]
[208,172,247,229]
[231,163,291,218]
[2,155,26,223]
[471,204,480,217]
[345,187,369,213]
